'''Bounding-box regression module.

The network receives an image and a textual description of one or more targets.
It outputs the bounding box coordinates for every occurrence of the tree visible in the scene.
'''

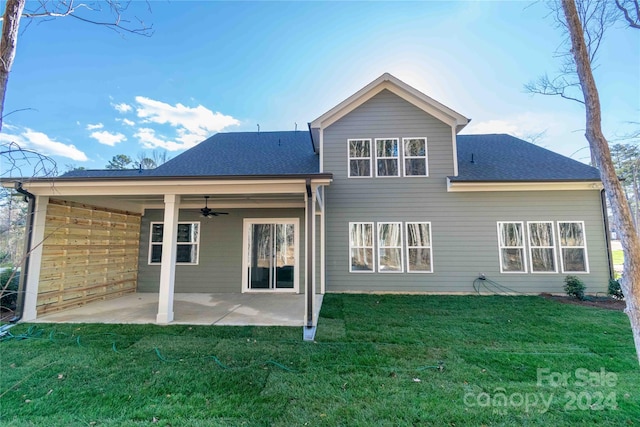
[561,0,640,364]
[0,0,153,131]
[610,143,640,231]
[106,154,133,169]
[616,0,640,28]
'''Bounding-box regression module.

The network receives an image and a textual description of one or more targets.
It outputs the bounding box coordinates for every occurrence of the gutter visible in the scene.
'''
[305,179,314,333]
[11,182,35,323]
[600,189,614,280]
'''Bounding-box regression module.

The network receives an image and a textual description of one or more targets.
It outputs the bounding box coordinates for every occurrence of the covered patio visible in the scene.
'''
[33,293,324,326]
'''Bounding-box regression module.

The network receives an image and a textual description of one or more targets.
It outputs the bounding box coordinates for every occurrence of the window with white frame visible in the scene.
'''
[348,139,372,177]
[406,222,432,272]
[527,221,557,273]
[375,138,399,177]
[349,222,374,272]
[378,222,403,272]
[403,138,428,176]
[497,222,526,273]
[558,221,589,273]
[149,222,200,265]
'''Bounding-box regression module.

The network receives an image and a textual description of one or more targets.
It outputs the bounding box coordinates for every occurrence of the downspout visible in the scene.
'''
[305,179,314,330]
[11,182,35,323]
[600,189,614,280]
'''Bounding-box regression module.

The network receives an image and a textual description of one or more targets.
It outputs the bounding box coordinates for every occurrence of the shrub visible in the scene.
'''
[564,275,585,300]
[0,268,19,310]
[608,278,624,300]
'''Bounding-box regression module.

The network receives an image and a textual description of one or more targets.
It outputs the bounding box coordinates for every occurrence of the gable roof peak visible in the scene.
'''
[310,73,470,132]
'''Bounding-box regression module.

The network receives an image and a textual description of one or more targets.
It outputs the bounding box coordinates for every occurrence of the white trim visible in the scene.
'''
[497,221,527,274]
[527,221,558,274]
[557,221,590,274]
[22,196,49,321]
[349,222,375,273]
[452,127,459,177]
[377,222,404,273]
[157,194,180,324]
[148,221,200,265]
[241,218,300,293]
[347,138,372,178]
[406,222,433,273]
[310,73,469,131]
[402,137,429,177]
[447,179,604,192]
[374,138,400,178]
[319,128,324,173]
[320,205,326,294]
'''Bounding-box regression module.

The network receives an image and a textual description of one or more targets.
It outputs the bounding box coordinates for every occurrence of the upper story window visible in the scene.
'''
[558,221,589,273]
[403,138,428,176]
[149,222,200,265]
[375,138,399,177]
[348,139,372,177]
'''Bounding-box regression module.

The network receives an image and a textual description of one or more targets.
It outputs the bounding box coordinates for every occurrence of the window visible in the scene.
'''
[378,222,403,272]
[558,221,589,273]
[406,222,432,272]
[528,221,557,273]
[349,223,374,272]
[497,222,526,273]
[403,137,428,176]
[375,138,399,177]
[149,222,200,265]
[348,139,372,177]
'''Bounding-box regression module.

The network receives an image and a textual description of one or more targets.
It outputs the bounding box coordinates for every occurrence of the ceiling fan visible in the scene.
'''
[200,196,228,217]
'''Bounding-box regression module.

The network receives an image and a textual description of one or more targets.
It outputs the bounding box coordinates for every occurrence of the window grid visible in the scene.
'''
[149,221,200,265]
[402,137,428,177]
[497,222,527,273]
[375,138,400,177]
[406,222,433,273]
[377,222,404,272]
[527,221,558,273]
[347,139,372,178]
[558,221,590,273]
[349,222,375,272]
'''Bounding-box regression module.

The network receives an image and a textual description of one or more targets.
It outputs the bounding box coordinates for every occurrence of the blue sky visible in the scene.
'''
[1,0,638,171]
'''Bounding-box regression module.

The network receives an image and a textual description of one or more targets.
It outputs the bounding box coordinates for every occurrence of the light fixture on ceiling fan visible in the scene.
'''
[200,196,228,217]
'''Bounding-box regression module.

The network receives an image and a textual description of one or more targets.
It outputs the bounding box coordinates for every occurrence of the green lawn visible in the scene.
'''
[1,295,638,426]
[612,249,624,266]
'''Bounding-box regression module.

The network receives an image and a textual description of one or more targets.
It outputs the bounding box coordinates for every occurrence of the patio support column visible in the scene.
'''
[22,196,48,321]
[157,194,180,324]
[304,181,316,341]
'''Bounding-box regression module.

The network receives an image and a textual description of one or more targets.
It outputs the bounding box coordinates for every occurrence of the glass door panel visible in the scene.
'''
[247,222,296,290]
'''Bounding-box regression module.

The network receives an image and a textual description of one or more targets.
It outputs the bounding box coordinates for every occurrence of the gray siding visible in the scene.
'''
[322,90,609,293]
[138,208,306,293]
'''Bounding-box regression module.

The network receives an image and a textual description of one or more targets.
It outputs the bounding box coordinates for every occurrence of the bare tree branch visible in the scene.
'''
[616,0,640,29]
[0,141,58,179]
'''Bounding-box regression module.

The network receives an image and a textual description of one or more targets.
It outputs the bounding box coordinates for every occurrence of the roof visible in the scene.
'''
[452,134,601,182]
[310,73,470,134]
[61,169,155,178]
[149,131,318,177]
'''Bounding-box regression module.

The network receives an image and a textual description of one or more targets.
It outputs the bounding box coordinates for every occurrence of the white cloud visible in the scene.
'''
[132,96,239,150]
[113,102,133,113]
[0,127,88,161]
[121,118,135,126]
[462,112,559,142]
[134,127,186,151]
[86,122,104,130]
[89,130,127,146]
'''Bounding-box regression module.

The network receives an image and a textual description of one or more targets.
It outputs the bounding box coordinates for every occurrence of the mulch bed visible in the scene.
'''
[540,293,626,311]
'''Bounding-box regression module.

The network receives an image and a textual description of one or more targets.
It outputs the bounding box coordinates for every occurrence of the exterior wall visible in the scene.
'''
[137,207,306,293]
[37,199,140,314]
[322,90,610,293]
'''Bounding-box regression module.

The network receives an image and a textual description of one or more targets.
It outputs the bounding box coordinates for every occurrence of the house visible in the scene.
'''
[4,74,610,339]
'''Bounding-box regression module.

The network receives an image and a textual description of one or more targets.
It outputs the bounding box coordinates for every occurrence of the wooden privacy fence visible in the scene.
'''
[37,199,141,314]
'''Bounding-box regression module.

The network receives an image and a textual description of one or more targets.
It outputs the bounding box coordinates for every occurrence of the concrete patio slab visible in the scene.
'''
[33,293,324,327]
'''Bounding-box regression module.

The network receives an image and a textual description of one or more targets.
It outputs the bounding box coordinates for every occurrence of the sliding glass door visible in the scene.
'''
[244,219,298,292]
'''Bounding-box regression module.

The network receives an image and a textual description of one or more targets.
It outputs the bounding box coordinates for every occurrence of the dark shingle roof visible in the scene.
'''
[60,169,155,178]
[150,131,318,177]
[452,134,601,182]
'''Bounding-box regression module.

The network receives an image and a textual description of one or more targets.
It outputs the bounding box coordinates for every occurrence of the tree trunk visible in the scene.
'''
[562,0,640,365]
[0,0,26,132]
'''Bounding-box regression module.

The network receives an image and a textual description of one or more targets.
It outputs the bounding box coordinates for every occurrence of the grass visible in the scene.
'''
[612,249,624,266]
[1,294,638,426]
